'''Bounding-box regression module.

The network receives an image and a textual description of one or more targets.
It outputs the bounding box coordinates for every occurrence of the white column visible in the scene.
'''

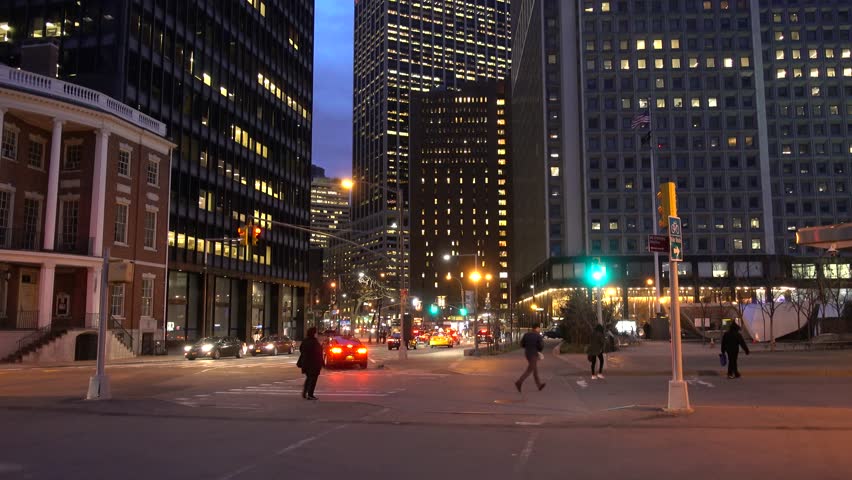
[43,118,65,251]
[85,266,102,328]
[89,129,110,257]
[37,263,56,328]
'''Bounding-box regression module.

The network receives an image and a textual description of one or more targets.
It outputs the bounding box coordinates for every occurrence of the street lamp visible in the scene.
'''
[342,178,408,360]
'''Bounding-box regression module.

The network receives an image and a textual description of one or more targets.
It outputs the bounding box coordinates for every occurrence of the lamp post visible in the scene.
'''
[342,178,408,360]
[444,252,481,353]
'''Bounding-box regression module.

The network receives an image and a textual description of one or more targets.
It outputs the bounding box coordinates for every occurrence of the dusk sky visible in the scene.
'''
[312,0,354,179]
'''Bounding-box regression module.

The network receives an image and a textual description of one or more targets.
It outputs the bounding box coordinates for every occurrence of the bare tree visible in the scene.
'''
[787,287,816,341]
[716,286,751,328]
[757,287,783,351]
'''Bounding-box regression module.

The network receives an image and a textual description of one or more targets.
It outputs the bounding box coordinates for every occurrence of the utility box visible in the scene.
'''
[108,261,134,283]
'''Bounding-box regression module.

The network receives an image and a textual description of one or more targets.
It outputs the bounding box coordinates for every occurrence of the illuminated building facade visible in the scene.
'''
[511,0,852,328]
[0,1,315,343]
[352,0,512,298]
[410,82,511,319]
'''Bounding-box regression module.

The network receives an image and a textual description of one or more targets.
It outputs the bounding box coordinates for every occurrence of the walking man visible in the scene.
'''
[587,324,606,379]
[298,327,324,400]
[515,325,546,392]
[721,322,750,378]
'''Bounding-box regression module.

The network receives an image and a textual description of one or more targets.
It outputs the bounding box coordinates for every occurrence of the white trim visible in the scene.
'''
[117,146,132,179]
[119,142,134,151]
[28,133,46,143]
[147,153,161,163]
[141,273,156,279]
[58,193,80,201]
[24,191,45,200]
[115,196,131,205]
[63,138,83,146]
[144,204,159,213]
[133,259,167,269]
[2,122,19,134]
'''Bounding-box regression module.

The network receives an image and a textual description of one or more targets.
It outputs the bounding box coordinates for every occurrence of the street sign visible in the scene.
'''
[669,239,683,261]
[668,216,682,237]
[648,235,669,252]
[668,216,683,262]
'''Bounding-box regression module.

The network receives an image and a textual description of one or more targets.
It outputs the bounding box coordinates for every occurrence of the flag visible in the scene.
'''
[631,110,650,129]
[640,130,652,146]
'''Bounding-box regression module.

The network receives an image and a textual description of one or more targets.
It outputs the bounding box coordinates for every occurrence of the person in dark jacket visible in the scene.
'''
[587,324,607,379]
[298,327,324,399]
[721,322,750,378]
[514,325,546,392]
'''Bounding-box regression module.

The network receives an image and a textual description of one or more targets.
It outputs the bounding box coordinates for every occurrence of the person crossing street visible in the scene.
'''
[515,325,546,392]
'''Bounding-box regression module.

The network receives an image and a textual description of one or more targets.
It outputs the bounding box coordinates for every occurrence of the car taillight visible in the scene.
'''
[346,344,353,348]
[357,348,367,354]
[331,347,343,354]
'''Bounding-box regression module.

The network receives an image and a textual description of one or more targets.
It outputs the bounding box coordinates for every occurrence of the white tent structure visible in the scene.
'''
[742,300,840,342]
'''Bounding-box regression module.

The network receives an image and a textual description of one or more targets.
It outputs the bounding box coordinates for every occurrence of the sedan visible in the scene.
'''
[429,333,454,348]
[250,335,294,356]
[387,333,416,350]
[324,336,368,369]
[185,337,243,360]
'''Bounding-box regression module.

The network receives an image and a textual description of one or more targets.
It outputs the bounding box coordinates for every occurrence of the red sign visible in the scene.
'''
[648,235,669,253]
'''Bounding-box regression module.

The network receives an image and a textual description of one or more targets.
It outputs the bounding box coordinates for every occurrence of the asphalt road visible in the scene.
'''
[1,340,852,479]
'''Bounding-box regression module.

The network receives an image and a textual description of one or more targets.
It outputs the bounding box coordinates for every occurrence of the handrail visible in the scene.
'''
[0,63,167,136]
[109,316,134,352]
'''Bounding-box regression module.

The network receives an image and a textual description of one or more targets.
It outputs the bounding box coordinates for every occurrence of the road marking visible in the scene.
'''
[219,391,388,397]
[514,431,539,474]
[576,379,589,389]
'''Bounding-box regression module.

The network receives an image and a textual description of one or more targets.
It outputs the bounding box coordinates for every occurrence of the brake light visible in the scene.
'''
[331,347,343,354]
[357,348,367,354]
[346,344,353,348]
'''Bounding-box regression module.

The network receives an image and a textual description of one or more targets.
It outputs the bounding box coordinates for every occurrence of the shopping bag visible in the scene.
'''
[719,353,727,367]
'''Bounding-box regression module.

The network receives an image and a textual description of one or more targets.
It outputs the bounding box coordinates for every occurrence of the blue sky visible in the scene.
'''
[312,0,354,178]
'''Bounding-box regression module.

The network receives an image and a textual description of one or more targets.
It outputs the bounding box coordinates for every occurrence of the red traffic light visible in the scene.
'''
[252,226,262,237]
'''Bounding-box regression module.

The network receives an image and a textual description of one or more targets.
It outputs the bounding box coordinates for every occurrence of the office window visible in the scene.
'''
[114,204,129,244]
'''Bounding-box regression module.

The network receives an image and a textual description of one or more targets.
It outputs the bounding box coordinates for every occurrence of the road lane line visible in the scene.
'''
[217,424,348,480]
[514,431,539,474]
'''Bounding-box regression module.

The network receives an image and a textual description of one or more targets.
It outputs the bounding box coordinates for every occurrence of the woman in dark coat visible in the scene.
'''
[587,325,607,379]
[721,322,750,379]
[299,327,324,400]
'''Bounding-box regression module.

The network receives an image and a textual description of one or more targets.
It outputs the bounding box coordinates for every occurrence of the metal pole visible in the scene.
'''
[398,186,407,360]
[648,98,662,315]
[86,247,111,400]
[202,243,208,337]
[597,287,603,325]
[667,259,690,411]
[473,252,479,354]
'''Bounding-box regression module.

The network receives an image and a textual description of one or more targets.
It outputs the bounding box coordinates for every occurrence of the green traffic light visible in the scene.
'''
[429,304,439,315]
[459,308,468,316]
[586,264,608,286]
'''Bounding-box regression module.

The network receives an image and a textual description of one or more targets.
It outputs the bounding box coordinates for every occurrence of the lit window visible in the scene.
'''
[733,239,743,250]
[809,49,818,59]
[550,166,560,177]
[792,49,802,59]
[601,2,610,12]
[656,98,666,108]
[740,56,750,67]
[653,39,663,50]
[620,59,630,70]
[776,50,784,60]
[689,57,699,68]
[751,239,762,251]
[776,69,787,79]
[727,137,737,147]
[636,39,646,50]
[809,68,819,78]
[750,217,760,229]
[691,98,701,107]
[825,49,835,58]
[671,58,681,69]
[673,98,683,108]
[654,58,664,69]
[723,57,733,68]
[708,97,718,108]
[706,57,716,68]
[671,39,680,49]
[637,59,647,69]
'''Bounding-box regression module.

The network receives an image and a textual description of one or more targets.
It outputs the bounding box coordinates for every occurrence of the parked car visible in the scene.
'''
[324,336,368,368]
[543,329,563,339]
[476,328,494,345]
[249,335,294,356]
[184,337,243,360]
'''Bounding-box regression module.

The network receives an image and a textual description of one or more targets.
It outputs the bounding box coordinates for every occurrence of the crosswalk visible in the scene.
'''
[171,371,445,409]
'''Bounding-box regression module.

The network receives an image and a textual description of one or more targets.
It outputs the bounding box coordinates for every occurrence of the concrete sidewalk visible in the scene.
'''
[557,340,852,377]
[0,351,188,369]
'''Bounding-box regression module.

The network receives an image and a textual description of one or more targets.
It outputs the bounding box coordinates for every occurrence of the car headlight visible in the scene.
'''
[248,344,255,349]
[201,344,214,352]
[183,345,192,352]
[265,344,274,349]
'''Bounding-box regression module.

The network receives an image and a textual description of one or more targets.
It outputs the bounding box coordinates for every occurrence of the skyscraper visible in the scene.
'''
[352,0,512,297]
[0,1,315,343]
[410,81,511,322]
[511,0,851,324]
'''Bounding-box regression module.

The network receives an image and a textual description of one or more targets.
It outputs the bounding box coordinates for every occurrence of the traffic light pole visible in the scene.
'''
[648,103,662,315]
[667,257,691,413]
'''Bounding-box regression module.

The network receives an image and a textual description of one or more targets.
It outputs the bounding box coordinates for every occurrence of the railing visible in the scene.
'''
[15,310,39,329]
[109,316,134,353]
[0,227,42,251]
[0,63,167,136]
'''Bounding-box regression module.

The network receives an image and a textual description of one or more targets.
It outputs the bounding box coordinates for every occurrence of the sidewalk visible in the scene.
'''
[556,340,852,377]
[0,351,187,370]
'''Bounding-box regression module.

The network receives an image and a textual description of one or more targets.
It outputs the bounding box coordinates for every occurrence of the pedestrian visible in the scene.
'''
[587,324,606,379]
[721,322,750,379]
[297,327,324,400]
[514,325,546,392]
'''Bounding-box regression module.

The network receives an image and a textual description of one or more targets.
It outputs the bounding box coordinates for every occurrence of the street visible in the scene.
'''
[1,340,852,479]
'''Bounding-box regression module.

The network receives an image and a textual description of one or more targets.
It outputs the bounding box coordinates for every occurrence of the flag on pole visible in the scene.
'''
[640,130,652,146]
[631,110,650,129]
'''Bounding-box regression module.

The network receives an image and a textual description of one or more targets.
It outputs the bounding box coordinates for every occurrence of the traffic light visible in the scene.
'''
[459,307,468,316]
[251,225,262,246]
[656,182,677,230]
[586,257,608,287]
[429,304,439,315]
[237,225,249,246]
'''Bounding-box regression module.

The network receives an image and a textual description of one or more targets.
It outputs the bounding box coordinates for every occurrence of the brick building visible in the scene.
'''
[0,63,173,361]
